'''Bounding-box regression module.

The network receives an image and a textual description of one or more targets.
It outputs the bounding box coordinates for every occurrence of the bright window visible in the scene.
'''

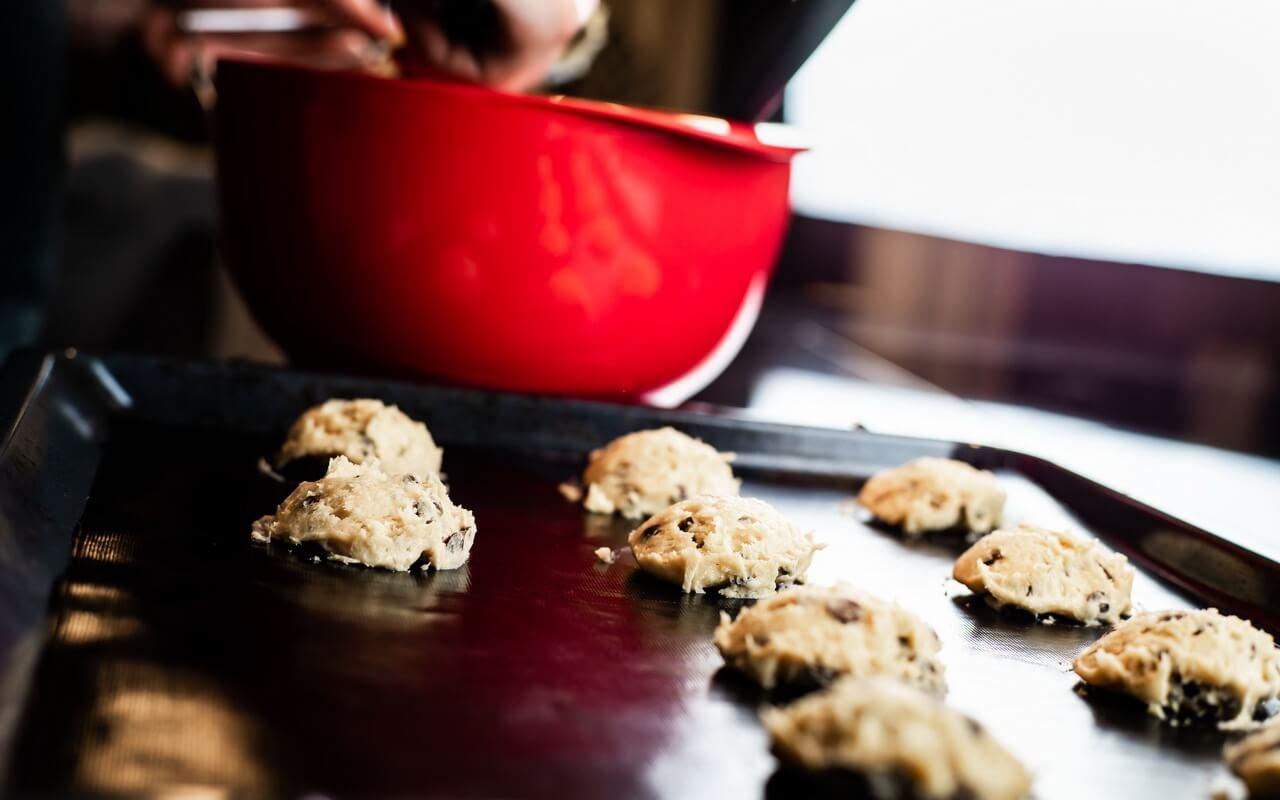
[786,0,1280,281]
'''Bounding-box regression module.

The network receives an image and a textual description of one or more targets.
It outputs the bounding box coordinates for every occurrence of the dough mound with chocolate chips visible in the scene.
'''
[714,584,946,694]
[762,677,1032,800]
[1073,608,1280,729]
[582,427,739,519]
[858,458,1004,535]
[1225,722,1280,798]
[953,524,1135,625]
[252,456,475,572]
[627,496,820,598]
[276,398,443,478]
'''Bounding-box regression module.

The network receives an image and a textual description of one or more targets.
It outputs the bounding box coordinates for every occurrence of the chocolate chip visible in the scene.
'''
[806,666,840,686]
[1026,585,1034,596]
[639,525,661,540]
[1102,566,1114,582]
[982,549,1003,566]
[1099,603,1110,613]
[897,635,910,649]
[678,516,695,532]
[1193,627,1205,636]
[826,599,863,623]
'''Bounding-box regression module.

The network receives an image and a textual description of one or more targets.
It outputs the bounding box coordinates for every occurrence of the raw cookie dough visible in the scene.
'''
[582,427,739,519]
[1226,723,1280,798]
[594,546,616,564]
[714,584,947,694]
[762,677,1032,800]
[953,524,1135,625]
[252,456,475,572]
[276,399,443,477]
[858,458,1004,535]
[1073,608,1280,729]
[627,496,821,598]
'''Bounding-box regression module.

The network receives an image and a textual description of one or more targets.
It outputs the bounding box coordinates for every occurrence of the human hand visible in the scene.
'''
[141,0,401,88]
[395,0,587,91]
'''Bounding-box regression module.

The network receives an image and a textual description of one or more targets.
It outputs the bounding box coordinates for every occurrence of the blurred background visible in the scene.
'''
[15,0,1280,467]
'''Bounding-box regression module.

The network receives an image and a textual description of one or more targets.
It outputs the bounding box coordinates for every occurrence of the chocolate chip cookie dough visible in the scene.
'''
[581,427,739,519]
[762,678,1032,800]
[1226,723,1280,798]
[1073,609,1280,729]
[252,456,475,572]
[276,398,443,478]
[858,458,1004,535]
[714,584,946,694]
[627,496,821,598]
[953,524,1135,625]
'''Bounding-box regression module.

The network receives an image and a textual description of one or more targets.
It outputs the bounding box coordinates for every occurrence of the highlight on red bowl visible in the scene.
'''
[214,58,804,404]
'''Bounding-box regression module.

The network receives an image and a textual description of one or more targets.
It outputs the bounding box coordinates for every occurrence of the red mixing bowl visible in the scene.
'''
[214,59,803,403]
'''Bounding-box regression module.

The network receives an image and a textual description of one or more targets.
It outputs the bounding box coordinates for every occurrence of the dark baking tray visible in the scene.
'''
[0,350,1277,798]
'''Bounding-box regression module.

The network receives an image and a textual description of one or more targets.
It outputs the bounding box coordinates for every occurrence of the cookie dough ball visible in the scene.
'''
[1073,608,1280,729]
[582,427,739,519]
[762,678,1032,800]
[252,456,475,572]
[627,496,821,598]
[714,584,946,694]
[953,524,1135,625]
[276,399,443,478]
[858,458,1004,535]
[1226,723,1280,798]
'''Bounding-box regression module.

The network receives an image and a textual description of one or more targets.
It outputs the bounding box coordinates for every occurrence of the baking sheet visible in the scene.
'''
[0,352,1275,798]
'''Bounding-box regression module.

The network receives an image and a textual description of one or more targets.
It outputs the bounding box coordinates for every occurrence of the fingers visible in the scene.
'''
[143,0,581,92]
[325,0,400,41]
[399,16,483,82]
[398,0,582,91]
[142,5,382,87]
